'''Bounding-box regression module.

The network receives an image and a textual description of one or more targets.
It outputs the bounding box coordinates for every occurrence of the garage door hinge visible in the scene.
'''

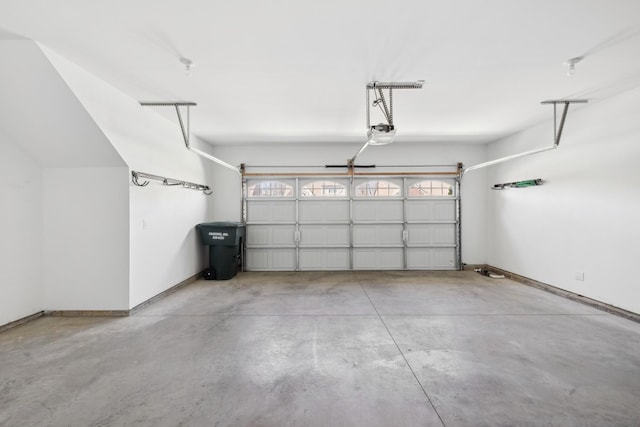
[402,230,409,242]
[294,230,301,242]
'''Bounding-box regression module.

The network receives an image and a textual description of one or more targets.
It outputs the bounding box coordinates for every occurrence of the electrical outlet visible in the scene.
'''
[142,219,148,230]
[574,271,584,281]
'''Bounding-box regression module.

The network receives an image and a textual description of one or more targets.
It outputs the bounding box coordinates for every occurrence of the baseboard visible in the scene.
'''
[485,265,640,324]
[47,310,130,317]
[0,311,45,333]
[0,271,204,333]
[129,271,203,314]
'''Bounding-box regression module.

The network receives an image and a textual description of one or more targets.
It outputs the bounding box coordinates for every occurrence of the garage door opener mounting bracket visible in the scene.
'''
[462,99,588,176]
[139,101,241,175]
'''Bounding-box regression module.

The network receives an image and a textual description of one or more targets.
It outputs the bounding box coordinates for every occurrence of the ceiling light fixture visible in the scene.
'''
[565,56,583,77]
[180,57,195,77]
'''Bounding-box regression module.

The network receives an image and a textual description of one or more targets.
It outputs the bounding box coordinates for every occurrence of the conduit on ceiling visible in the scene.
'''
[139,101,241,175]
[462,99,588,176]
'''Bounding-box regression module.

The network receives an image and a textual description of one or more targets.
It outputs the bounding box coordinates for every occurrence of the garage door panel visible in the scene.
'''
[406,200,456,222]
[407,224,456,246]
[246,249,296,271]
[352,200,403,222]
[407,248,456,270]
[353,224,403,246]
[247,201,296,223]
[300,225,349,247]
[299,200,349,223]
[244,175,460,272]
[353,248,403,270]
[299,249,350,270]
[246,225,295,247]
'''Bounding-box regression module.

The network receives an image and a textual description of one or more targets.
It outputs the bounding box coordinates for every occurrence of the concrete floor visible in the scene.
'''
[1,271,639,427]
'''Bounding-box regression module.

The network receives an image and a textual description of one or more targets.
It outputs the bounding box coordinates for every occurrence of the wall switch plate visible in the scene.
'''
[142,219,148,230]
[575,271,584,281]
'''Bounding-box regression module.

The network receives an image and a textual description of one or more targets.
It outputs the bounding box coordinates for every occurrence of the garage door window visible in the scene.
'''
[301,180,347,197]
[408,180,453,197]
[354,180,401,197]
[247,180,294,197]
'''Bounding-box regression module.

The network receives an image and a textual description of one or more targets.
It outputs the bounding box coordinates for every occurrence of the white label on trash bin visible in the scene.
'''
[208,232,229,240]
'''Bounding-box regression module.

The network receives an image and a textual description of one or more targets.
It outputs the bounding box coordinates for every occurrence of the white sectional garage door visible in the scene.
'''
[244,175,460,271]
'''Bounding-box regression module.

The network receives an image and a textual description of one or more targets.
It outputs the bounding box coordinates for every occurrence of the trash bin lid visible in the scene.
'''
[197,221,245,229]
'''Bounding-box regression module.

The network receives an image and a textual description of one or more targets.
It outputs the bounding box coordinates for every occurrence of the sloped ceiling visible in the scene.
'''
[0,41,125,167]
[1,0,640,147]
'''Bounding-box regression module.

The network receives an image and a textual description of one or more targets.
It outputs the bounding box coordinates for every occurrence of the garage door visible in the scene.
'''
[243,175,460,271]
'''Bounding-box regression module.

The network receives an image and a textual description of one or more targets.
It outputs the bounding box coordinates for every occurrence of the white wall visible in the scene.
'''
[129,184,207,307]
[1,40,130,323]
[486,86,640,313]
[43,167,130,310]
[0,132,43,325]
[205,142,488,265]
[0,40,211,324]
[42,46,211,308]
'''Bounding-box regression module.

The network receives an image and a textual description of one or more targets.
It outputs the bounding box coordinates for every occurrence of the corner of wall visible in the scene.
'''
[0,131,44,325]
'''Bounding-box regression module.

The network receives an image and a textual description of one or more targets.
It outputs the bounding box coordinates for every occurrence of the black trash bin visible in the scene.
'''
[196,222,246,280]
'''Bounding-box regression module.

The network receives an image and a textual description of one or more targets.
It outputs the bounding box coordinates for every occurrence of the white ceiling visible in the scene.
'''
[2,0,640,146]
